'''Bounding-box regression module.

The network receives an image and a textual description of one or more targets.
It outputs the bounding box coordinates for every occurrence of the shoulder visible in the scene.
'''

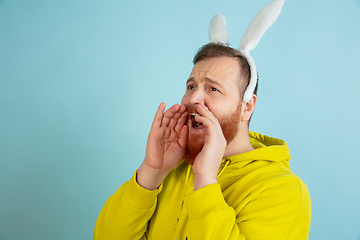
[221,160,311,217]
[222,161,311,238]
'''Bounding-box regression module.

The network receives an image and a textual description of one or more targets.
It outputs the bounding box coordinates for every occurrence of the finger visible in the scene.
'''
[195,103,218,124]
[168,104,186,129]
[175,110,188,133]
[151,102,166,128]
[178,125,188,149]
[161,104,180,127]
[194,115,214,128]
[194,115,224,142]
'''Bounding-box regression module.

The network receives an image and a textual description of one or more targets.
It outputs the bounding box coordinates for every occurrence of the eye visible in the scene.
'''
[210,87,219,92]
[187,85,195,90]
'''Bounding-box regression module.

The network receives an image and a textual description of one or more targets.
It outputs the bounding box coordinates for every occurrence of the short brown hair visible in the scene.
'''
[193,43,258,100]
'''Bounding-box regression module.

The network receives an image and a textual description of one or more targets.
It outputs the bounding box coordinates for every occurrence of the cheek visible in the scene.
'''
[180,95,188,105]
[207,104,231,120]
[203,99,217,114]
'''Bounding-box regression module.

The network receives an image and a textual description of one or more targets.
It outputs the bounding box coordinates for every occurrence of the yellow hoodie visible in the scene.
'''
[93,131,311,239]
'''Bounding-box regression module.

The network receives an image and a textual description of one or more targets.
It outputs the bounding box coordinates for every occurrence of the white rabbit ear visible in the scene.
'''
[240,0,285,102]
[209,14,229,45]
[240,0,285,52]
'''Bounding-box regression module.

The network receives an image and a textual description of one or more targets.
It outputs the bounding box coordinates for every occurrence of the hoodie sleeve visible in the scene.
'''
[184,176,311,240]
[184,184,244,239]
[93,170,162,240]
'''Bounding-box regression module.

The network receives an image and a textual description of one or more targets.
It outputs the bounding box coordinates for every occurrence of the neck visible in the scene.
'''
[223,124,253,158]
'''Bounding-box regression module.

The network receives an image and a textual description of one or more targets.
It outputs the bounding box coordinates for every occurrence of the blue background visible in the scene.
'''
[1,0,360,239]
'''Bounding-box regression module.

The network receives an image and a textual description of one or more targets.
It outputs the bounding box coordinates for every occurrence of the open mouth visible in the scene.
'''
[190,113,203,129]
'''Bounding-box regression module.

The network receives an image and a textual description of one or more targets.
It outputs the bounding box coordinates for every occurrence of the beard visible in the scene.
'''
[184,103,241,165]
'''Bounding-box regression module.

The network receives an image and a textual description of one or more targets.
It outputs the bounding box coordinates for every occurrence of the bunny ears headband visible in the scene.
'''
[208,0,285,102]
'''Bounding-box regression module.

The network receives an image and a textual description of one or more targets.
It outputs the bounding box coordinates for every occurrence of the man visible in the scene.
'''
[94,1,311,238]
[93,43,311,239]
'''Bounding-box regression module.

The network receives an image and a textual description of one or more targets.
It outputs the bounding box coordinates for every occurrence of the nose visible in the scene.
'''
[189,88,205,105]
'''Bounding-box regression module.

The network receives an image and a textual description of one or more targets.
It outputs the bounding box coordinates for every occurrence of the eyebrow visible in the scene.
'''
[186,77,224,88]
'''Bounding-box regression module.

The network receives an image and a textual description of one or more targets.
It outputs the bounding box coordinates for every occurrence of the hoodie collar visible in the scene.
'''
[219,131,291,171]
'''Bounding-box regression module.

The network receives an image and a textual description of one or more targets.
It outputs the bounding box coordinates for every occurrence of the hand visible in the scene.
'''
[192,103,227,190]
[137,102,188,190]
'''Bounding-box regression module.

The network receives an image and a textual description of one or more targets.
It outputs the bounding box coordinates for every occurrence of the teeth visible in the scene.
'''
[194,121,200,128]
[190,113,201,129]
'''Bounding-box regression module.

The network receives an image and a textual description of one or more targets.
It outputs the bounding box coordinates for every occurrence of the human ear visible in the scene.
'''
[241,94,257,122]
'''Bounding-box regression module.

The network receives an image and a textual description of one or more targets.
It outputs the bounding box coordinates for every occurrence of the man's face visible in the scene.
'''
[180,56,244,164]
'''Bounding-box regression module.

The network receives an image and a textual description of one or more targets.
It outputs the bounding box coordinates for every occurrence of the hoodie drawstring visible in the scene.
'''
[184,164,191,187]
[217,159,231,178]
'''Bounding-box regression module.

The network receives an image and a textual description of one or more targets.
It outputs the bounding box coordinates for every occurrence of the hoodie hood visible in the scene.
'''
[249,131,290,162]
[218,131,291,175]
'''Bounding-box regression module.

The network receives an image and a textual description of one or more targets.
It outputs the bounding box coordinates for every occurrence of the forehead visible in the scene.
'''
[189,57,241,86]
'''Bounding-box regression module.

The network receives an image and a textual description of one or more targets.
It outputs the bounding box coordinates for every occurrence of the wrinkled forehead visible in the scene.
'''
[189,57,242,86]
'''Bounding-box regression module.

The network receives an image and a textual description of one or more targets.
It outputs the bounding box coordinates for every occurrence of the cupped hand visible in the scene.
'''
[191,103,227,190]
[137,102,188,190]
